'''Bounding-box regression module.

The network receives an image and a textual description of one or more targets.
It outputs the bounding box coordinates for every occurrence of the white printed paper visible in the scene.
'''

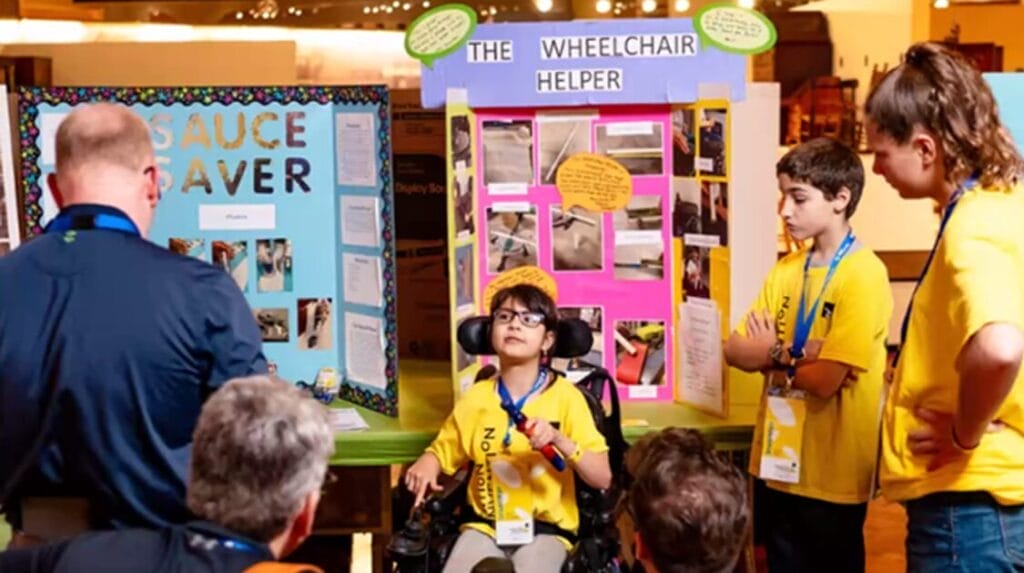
[490,201,532,213]
[199,204,276,230]
[678,302,725,414]
[336,113,377,187]
[696,157,714,172]
[615,230,663,246]
[628,385,659,399]
[341,196,380,247]
[40,113,68,166]
[345,312,388,390]
[343,253,384,308]
[606,121,654,136]
[328,408,370,432]
[682,233,721,248]
[489,183,529,196]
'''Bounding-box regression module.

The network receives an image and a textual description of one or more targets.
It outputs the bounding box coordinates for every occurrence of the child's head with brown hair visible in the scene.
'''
[489,284,558,365]
[865,42,1023,198]
[624,428,750,573]
[776,138,864,243]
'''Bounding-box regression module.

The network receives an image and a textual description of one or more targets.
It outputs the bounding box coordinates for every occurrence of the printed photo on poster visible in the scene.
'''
[452,171,474,236]
[451,115,473,169]
[701,181,729,246]
[595,121,664,176]
[537,114,592,184]
[297,298,333,350]
[455,243,475,308]
[614,319,667,386]
[613,196,664,280]
[551,205,602,272]
[254,308,289,342]
[555,306,604,370]
[486,205,537,273]
[683,244,712,299]
[699,109,727,176]
[256,238,294,293]
[169,238,206,260]
[212,240,249,292]
[482,120,534,185]
[614,196,662,231]
[672,178,701,237]
[672,108,696,177]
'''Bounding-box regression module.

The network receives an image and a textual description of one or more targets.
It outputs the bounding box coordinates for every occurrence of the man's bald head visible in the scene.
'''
[49,103,161,236]
[55,103,153,180]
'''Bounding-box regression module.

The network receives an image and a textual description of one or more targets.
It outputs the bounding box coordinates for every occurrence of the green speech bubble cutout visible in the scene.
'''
[405,3,479,69]
[694,3,777,56]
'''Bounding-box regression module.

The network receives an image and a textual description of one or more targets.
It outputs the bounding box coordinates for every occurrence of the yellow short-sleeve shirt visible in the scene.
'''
[426,373,609,540]
[881,185,1024,505]
[743,245,893,504]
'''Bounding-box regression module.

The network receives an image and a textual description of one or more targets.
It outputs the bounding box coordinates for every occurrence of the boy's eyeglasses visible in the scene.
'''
[492,309,546,328]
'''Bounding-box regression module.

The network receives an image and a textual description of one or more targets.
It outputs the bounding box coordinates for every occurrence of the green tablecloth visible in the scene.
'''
[331,360,756,466]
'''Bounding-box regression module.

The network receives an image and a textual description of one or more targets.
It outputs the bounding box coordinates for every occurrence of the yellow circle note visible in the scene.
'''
[555,153,633,213]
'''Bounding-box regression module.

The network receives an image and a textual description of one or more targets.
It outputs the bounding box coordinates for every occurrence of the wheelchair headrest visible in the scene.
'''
[457,316,594,359]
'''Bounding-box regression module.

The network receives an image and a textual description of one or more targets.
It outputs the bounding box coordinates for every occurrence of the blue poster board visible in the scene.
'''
[18,86,399,416]
[988,73,1024,150]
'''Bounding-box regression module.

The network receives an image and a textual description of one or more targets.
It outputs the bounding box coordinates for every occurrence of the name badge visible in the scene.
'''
[490,455,534,546]
[759,391,807,484]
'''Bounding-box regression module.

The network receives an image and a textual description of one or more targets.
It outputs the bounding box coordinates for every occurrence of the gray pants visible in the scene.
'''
[441,528,568,573]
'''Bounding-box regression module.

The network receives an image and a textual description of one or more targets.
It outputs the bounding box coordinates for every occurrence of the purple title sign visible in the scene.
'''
[419,18,747,109]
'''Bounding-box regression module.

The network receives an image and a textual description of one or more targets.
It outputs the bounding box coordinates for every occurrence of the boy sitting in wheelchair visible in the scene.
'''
[404,284,612,573]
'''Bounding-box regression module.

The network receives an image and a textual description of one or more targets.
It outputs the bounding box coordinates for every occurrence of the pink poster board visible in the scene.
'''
[473,105,675,401]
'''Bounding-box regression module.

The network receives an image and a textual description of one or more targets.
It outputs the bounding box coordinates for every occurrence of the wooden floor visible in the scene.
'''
[864,498,907,573]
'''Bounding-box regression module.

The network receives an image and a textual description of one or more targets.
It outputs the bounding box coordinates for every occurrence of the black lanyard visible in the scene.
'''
[892,176,978,368]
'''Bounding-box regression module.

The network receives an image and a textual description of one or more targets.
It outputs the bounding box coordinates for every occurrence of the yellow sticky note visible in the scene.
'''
[556,153,633,213]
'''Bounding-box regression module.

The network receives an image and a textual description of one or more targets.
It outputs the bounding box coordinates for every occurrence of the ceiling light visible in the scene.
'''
[596,0,612,13]
[641,0,656,12]
[403,3,411,9]
[535,0,553,12]
[738,0,754,7]
[673,0,689,10]
[934,0,949,7]
[422,0,430,5]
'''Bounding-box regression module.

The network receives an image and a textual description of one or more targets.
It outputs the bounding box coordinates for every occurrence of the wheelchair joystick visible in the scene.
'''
[500,402,566,472]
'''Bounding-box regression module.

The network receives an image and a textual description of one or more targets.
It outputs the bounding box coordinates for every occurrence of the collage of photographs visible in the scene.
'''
[454,109,681,393]
[671,105,730,303]
[167,235,334,351]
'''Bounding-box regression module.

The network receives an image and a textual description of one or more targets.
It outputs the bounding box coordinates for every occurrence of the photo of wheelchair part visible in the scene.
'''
[614,320,667,386]
[487,207,538,273]
[552,205,603,272]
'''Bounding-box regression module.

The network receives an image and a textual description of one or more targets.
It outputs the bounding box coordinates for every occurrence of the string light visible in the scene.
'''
[596,0,612,13]
[641,0,656,12]
[933,0,949,7]
[674,0,689,10]
[738,0,755,8]
[535,0,553,12]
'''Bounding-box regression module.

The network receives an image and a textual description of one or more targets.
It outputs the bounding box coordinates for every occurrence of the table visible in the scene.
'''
[306,360,757,572]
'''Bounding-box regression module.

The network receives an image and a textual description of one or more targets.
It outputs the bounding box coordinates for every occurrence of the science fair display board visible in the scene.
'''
[412,7,780,414]
[17,86,400,416]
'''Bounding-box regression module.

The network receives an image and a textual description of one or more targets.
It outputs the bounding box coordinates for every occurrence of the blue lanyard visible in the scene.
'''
[892,176,978,368]
[497,368,548,447]
[45,212,140,236]
[790,230,856,370]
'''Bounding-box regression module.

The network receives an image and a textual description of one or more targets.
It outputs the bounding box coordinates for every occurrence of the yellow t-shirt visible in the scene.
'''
[881,185,1024,505]
[426,373,608,541]
[744,245,892,504]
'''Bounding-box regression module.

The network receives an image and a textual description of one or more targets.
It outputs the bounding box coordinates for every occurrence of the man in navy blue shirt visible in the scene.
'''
[0,376,333,573]
[0,103,267,544]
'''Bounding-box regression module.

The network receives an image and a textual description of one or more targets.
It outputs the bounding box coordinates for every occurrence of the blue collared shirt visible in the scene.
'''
[0,204,267,529]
